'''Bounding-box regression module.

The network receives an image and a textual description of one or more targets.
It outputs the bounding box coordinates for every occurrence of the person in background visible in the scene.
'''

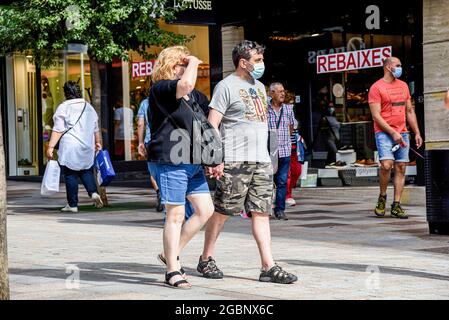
[268,82,298,220]
[114,100,134,160]
[369,56,423,219]
[324,102,341,164]
[286,127,303,207]
[46,81,103,213]
[137,96,164,212]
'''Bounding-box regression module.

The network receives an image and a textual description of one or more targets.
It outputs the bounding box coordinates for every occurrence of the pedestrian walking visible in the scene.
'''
[267,82,298,220]
[137,96,164,212]
[46,81,103,213]
[369,56,423,219]
[198,40,298,284]
[286,127,303,207]
[146,46,214,289]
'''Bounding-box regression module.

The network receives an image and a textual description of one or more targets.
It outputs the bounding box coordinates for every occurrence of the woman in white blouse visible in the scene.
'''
[46,81,103,212]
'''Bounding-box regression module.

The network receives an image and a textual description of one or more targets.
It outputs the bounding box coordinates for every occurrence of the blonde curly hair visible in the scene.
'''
[151,46,190,83]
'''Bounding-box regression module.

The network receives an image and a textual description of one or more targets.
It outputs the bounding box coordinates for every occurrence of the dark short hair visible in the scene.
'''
[63,81,82,100]
[232,40,265,68]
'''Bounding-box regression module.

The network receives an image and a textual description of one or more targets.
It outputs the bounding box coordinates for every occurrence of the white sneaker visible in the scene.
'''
[286,198,296,207]
[91,192,104,208]
[61,205,78,213]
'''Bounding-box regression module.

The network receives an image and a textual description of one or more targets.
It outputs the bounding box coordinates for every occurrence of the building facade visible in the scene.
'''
[0,0,434,188]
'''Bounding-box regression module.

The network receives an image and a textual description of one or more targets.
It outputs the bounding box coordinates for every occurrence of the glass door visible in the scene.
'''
[13,54,39,176]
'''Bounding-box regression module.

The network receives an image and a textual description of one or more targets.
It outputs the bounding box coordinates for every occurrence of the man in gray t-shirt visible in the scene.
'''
[210,73,271,163]
[196,40,298,285]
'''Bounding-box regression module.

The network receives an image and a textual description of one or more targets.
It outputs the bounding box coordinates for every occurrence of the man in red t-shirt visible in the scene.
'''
[368,56,423,219]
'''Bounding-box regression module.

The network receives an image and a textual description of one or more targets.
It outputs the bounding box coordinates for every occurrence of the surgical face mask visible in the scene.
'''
[391,66,402,79]
[245,61,265,80]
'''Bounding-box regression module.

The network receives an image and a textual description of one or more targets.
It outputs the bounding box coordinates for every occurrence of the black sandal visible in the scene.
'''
[165,271,191,289]
[259,264,298,284]
[157,254,186,278]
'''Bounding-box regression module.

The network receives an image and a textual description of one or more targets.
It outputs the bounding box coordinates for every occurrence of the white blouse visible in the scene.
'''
[52,98,99,171]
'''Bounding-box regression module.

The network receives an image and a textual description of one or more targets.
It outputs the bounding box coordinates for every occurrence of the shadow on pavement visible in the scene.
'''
[280,259,449,282]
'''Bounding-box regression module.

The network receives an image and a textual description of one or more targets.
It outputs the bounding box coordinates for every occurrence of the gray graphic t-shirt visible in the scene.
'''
[210,73,270,163]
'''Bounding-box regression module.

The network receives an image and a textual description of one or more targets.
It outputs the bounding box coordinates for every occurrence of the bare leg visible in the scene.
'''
[163,204,189,287]
[150,176,159,192]
[201,212,229,261]
[251,212,275,271]
[393,162,406,202]
[379,160,394,196]
[178,193,214,253]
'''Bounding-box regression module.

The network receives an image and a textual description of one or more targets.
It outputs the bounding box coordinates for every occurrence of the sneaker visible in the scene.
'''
[91,192,104,208]
[60,205,78,213]
[259,264,298,284]
[286,198,296,207]
[197,256,224,279]
[374,194,387,217]
[391,202,408,219]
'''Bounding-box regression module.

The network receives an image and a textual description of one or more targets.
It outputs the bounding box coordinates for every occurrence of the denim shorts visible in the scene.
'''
[375,132,410,163]
[147,162,210,205]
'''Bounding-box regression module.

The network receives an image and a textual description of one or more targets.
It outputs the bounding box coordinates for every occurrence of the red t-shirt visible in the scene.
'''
[368,78,411,134]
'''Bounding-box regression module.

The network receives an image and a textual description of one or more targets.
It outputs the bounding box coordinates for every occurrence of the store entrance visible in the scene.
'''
[12,54,39,176]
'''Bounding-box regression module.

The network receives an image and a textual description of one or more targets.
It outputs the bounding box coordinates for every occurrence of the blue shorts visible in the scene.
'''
[147,162,210,205]
[375,132,410,163]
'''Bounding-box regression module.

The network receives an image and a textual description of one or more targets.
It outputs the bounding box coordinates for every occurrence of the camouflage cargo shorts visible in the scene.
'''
[214,162,273,216]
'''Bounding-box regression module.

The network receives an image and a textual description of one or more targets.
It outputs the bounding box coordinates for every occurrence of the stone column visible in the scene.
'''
[423,0,449,149]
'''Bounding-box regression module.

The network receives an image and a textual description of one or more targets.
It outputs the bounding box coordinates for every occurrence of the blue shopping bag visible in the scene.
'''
[95,150,116,186]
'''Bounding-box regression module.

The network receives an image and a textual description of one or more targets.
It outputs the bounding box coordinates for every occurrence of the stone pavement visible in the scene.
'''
[5,181,449,300]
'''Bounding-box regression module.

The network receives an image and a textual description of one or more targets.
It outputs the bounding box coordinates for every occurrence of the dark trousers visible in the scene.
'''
[62,166,98,207]
[274,156,291,213]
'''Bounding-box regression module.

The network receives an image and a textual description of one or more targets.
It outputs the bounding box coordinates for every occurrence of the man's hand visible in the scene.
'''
[138,143,147,157]
[391,131,404,145]
[207,163,224,180]
[415,133,423,149]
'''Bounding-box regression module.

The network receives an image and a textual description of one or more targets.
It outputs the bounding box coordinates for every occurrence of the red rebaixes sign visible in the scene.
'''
[316,46,392,74]
[131,60,156,78]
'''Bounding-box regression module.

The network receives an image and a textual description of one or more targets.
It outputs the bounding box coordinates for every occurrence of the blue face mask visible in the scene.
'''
[247,61,265,80]
[392,67,402,79]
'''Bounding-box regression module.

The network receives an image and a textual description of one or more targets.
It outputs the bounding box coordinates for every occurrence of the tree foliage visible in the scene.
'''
[0,0,192,67]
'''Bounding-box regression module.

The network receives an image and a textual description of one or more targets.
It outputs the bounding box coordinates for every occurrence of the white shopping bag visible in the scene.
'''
[40,160,61,196]
[300,161,309,180]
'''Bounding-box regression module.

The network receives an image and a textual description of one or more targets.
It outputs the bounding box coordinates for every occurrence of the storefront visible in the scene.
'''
[220,0,424,187]
[1,0,221,180]
[1,0,425,187]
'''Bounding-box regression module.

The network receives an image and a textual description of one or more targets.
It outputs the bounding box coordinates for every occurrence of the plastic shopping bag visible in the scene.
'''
[95,149,116,186]
[40,160,61,196]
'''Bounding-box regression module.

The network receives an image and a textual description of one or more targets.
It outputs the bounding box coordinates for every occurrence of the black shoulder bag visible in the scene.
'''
[54,102,87,150]
[153,94,223,167]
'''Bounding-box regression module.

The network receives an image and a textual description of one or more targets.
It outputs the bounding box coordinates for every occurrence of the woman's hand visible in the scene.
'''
[95,142,102,151]
[46,146,54,160]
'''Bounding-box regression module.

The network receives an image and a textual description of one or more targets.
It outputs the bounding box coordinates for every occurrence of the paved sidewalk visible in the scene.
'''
[5,181,449,300]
